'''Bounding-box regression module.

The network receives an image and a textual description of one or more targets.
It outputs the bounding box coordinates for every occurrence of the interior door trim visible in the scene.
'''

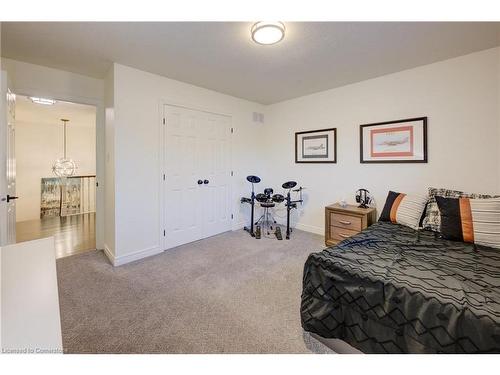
[159,100,234,251]
[8,87,105,251]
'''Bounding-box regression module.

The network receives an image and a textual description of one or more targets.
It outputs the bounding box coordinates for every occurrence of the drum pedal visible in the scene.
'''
[275,226,283,240]
[255,225,261,239]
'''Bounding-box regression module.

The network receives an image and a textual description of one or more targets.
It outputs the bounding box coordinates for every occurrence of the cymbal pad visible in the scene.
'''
[247,175,261,183]
[282,181,297,189]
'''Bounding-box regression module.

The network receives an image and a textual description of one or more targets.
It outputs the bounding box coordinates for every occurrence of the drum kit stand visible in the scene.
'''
[240,175,304,240]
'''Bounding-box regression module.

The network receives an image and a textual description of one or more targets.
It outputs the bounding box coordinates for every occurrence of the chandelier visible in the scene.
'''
[52,119,77,177]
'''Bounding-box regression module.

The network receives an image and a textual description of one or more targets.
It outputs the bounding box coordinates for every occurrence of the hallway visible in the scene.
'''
[16,213,96,258]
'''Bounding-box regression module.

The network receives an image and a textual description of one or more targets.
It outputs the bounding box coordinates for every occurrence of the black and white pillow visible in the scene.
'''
[436,196,500,249]
[422,187,498,232]
[379,191,428,230]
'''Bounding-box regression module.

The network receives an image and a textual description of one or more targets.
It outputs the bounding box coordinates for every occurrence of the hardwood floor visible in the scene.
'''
[16,213,96,259]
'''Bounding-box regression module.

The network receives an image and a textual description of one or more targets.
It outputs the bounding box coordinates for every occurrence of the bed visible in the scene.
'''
[300,221,500,353]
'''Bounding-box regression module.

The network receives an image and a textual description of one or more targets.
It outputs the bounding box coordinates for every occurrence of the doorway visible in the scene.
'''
[14,95,97,258]
[162,104,232,250]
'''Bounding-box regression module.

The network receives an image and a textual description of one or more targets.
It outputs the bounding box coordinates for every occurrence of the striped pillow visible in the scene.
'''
[421,187,498,232]
[436,196,500,249]
[379,191,428,230]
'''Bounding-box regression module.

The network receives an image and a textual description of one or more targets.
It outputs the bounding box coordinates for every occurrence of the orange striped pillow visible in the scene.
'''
[380,191,428,230]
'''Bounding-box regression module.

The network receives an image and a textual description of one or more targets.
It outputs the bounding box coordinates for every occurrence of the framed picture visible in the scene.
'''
[360,117,427,163]
[295,128,337,163]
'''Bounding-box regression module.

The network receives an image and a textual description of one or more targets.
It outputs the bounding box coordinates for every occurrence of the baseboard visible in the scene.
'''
[103,244,163,266]
[103,244,115,265]
[232,221,246,231]
[294,222,324,236]
[241,216,323,236]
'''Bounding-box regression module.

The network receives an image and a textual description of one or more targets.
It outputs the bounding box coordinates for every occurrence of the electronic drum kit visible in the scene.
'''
[240,175,305,240]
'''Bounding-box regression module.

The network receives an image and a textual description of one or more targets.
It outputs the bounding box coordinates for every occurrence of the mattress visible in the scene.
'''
[300,221,500,353]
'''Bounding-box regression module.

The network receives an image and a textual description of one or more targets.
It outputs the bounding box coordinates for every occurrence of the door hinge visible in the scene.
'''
[163,118,166,125]
[163,174,166,181]
[230,127,234,134]
[230,171,233,176]
[163,230,166,236]
[231,214,234,219]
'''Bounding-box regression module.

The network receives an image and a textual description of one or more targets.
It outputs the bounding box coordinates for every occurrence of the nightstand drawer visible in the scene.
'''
[330,212,362,231]
[330,226,360,242]
[325,203,376,247]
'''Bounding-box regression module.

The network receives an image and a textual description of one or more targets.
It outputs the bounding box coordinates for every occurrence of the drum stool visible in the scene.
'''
[255,201,277,235]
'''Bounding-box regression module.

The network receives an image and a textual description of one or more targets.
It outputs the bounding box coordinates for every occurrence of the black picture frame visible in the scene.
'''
[359,117,428,164]
[295,128,337,163]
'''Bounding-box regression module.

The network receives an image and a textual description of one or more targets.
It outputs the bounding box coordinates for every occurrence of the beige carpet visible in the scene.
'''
[56,228,330,353]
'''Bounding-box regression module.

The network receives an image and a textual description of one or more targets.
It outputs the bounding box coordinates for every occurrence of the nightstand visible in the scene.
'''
[325,203,376,246]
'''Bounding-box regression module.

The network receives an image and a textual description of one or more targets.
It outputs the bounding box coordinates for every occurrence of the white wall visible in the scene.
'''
[263,47,500,234]
[110,63,265,264]
[104,66,116,258]
[15,115,96,222]
[1,20,3,348]
[498,50,500,189]
[1,58,103,102]
[1,58,105,248]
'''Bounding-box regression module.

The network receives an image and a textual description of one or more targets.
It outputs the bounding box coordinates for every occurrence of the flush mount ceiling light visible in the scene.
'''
[251,22,285,45]
[30,97,56,105]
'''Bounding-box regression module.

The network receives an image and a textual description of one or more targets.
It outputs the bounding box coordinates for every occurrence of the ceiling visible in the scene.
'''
[2,22,500,104]
[16,95,96,128]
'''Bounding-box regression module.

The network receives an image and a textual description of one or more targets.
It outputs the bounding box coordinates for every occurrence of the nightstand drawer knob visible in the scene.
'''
[339,233,350,238]
[339,220,351,225]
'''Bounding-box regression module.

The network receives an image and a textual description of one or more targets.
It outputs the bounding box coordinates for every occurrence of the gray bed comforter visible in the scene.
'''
[300,222,500,353]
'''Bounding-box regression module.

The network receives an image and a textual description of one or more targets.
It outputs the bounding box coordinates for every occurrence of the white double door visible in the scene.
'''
[163,105,232,249]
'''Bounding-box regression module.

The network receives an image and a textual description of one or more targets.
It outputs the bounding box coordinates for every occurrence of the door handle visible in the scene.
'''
[197,180,203,185]
[6,195,18,202]
[203,180,209,185]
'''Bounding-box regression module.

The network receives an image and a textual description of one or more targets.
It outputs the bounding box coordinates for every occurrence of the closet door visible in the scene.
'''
[201,113,231,239]
[163,105,231,249]
[164,106,203,249]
